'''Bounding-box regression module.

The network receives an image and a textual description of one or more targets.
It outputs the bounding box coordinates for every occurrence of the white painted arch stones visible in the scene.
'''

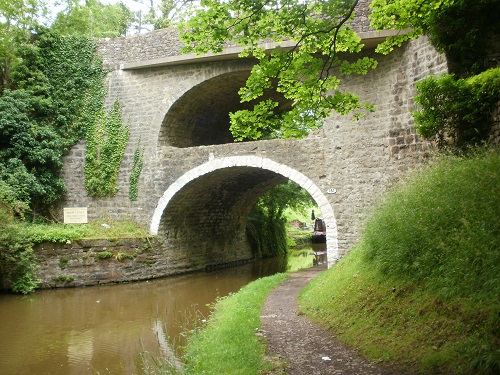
[150,155,339,267]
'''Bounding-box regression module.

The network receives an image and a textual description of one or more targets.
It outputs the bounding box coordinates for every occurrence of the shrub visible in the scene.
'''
[0,204,40,294]
[413,68,500,150]
[95,250,113,259]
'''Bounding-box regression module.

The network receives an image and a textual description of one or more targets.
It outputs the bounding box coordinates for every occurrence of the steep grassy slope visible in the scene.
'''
[299,150,499,374]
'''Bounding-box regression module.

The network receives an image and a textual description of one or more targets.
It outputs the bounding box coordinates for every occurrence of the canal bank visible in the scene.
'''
[5,237,261,290]
[261,266,399,375]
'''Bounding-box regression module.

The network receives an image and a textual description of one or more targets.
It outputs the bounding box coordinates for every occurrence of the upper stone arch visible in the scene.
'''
[158,70,250,148]
[150,155,339,266]
[158,69,292,148]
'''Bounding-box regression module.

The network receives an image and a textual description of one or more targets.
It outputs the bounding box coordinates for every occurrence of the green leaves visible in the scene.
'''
[370,0,500,76]
[85,100,130,198]
[413,68,500,150]
[128,138,145,201]
[51,0,134,38]
[0,29,107,214]
[180,0,377,141]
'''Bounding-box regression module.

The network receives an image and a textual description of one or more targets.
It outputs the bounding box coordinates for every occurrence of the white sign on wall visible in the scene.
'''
[63,207,88,224]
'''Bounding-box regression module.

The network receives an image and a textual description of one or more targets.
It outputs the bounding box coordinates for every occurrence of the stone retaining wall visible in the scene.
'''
[33,238,254,289]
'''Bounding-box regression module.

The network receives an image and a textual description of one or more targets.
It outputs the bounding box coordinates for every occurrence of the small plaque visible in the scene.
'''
[64,207,88,224]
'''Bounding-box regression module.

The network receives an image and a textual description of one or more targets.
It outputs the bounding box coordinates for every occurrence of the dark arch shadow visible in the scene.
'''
[158,70,291,148]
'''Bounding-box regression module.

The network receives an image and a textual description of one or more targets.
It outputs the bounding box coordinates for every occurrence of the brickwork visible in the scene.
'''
[60,27,449,274]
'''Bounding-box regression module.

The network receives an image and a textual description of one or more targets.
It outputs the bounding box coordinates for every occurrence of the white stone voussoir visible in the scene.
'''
[150,155,339,266]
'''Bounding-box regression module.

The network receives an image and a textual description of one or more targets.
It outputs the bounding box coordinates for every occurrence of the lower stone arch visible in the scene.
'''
[150,155,339,267]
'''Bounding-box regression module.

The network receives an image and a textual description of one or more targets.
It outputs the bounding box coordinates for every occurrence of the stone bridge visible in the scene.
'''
[60,15,448,274]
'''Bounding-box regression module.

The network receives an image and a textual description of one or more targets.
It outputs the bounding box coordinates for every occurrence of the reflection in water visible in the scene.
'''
[153,319,183,372]
[0,255,300,375]
[67,330,93,371]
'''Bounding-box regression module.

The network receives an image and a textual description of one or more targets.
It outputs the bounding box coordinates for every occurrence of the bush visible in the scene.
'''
[413,68,500,150]
[0,204,40,294]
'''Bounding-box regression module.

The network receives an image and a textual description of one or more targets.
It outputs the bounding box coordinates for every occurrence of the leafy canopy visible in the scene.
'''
[370,0,500,76]
[0,0,47,88]
[143,0,186,30]
[180,0,378,141]
[51,0,135,38]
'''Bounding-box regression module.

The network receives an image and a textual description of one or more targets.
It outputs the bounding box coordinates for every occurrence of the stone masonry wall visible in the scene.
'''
[60,29,449,271]
[319,35,448,254]
[33,238,253,289]
[97,0,374,69]
[490,101,500,146]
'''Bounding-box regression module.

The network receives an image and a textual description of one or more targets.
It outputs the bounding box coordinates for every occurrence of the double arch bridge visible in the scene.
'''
[60,26,447,273]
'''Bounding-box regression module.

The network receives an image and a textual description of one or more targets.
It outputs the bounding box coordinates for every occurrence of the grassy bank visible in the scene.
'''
[183,273,289,374]
[20,218,150,242]
[299,150,499,374]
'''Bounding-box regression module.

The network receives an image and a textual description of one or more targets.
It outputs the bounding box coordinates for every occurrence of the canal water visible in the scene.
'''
[0,248,321,375]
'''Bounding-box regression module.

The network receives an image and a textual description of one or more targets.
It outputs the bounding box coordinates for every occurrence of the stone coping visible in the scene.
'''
[121,29,410,70]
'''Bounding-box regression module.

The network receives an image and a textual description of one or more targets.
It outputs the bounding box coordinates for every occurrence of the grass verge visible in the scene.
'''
[20,218,150,243]
[183,273,289,375]
[299,150,499,374]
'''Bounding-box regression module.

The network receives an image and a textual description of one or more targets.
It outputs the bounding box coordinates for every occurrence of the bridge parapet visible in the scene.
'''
[98,0,380,70]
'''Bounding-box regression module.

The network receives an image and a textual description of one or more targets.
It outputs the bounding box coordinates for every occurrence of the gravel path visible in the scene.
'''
[260,266,399,375]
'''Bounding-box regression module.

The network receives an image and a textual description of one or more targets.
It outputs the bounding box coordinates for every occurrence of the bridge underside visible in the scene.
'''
[159,70,291,148]
[157,166,287,271]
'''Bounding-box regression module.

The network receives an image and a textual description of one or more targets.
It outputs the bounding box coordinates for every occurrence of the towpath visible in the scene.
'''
[260,266,399,374]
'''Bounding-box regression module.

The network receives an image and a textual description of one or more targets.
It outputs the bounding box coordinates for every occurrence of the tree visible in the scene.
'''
[257,180,316,221]
[370,0,500,76]
[180,0,378,141]
[51,0,134,38]
[181,0,499,141]
[143,0,175,29]
[0,0,47,89]
[247,180,316,257]
[0,29,107,214]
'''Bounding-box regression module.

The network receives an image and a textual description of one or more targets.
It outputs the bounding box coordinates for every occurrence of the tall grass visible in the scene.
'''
[299,150,499,374]
[362,151,499,301]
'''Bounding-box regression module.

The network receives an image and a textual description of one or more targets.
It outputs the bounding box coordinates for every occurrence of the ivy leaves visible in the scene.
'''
[180,0,378,140]
[85,100,130,198]
[0,29,109,213]
[128,139,145,201]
